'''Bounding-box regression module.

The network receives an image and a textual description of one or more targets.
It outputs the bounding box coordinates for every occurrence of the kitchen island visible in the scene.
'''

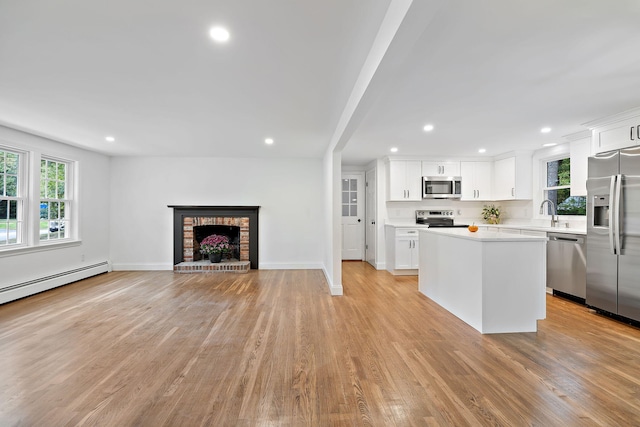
[418,228,547,333]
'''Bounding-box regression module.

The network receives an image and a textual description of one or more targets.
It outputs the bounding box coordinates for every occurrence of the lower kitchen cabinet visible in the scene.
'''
[385,226,420,275]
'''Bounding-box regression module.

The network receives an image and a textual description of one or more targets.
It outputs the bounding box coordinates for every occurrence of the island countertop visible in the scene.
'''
[419,227,548,242]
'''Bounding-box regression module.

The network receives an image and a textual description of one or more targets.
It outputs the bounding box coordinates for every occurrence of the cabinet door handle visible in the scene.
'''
[512,187,515,197]
[633,126,636,141]
[637,125,640,140]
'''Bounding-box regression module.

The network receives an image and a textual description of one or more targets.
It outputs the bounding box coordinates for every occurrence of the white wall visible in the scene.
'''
[109,156,325,270]
[0,126,111,298]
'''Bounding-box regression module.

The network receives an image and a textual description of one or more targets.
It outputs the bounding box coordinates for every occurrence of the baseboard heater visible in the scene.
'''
[0,261,110,305]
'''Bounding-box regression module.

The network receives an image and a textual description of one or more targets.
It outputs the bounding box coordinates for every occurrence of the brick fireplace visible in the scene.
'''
[169,206,259,270]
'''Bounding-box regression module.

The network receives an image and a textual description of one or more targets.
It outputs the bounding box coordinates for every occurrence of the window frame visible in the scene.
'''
[0,143,79,256]
[38,155,75,244]
[0,145,28,249]
[537,152,586,218]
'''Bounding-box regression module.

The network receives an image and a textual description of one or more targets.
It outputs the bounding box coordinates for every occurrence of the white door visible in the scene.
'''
[341,173,365,260]
[365,169,376,266]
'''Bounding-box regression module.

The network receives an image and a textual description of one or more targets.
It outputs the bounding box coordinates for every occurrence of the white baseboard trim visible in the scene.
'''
[374,262,385,270]
[0,261,110,305]
[111,263,173,271]
[329,284,343,296]
[112,262,325,271]
[258,263,323,270]
[321,266,343,296]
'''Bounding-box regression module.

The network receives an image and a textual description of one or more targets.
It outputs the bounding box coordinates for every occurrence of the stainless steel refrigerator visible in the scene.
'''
[587,146,640,322]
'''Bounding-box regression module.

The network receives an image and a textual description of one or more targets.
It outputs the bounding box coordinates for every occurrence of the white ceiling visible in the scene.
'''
[1,1,640,165]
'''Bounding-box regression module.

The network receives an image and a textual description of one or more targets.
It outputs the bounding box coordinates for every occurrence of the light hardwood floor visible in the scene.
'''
[1,262,640,426]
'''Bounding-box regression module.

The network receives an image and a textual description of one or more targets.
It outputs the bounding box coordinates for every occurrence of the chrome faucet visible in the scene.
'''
[539,199,559,227]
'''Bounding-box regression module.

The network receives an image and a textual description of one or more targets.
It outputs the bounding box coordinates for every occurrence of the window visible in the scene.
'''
[0,145,75,253]
[0,148,24,246]
[342,178,358,216]
[40,157,71,241]
[544,157,586,215]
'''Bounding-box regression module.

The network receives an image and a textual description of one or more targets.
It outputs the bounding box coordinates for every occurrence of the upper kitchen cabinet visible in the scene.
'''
[585,108,640,154]
[493,152,533,200]
[460,161,493,201]
[421,161,460,177]
[568,133,591,196]
[387,160,422,201]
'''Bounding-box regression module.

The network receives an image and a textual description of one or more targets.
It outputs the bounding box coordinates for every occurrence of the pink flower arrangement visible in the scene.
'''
[200,234,231,255]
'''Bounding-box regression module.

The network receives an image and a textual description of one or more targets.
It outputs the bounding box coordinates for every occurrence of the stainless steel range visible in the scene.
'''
[415,210,469,228]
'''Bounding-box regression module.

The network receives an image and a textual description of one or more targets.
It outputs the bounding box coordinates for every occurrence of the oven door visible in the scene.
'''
[423,176,461,199]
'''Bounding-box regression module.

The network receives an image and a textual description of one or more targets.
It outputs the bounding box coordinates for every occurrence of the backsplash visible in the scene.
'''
[386,199,587,229]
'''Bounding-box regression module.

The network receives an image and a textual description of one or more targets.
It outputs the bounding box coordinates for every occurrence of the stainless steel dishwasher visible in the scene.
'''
[547,233,586,300]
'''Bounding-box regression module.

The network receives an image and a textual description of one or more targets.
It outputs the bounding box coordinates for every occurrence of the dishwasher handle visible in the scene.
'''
[549,234,584,244]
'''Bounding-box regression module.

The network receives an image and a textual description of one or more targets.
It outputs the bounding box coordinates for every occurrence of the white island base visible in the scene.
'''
[418,228,547,334]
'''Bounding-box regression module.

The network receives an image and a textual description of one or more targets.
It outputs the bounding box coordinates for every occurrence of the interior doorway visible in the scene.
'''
[341,172,365,260]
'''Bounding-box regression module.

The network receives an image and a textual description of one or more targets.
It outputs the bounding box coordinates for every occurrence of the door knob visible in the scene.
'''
[357,219,361,222]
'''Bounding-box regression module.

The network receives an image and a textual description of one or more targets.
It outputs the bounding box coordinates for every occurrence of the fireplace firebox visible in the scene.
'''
[169,206,259,269]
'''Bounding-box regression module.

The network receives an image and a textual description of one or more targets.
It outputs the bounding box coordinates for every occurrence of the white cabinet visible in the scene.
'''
[387,160,422,201]
[422,161,460,177]
[493,157,515,200]
[570,136,590,196]
[395,234,419,269]
[385,226,419,275]
[590,115,640,154]
[493,153,532,200]
[460,161,493,201]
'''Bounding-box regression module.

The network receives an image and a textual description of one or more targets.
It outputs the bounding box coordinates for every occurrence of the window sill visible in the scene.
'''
[0,239,82,258]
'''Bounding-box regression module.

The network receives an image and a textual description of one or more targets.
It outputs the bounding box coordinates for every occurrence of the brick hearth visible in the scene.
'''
[173,260,250,274]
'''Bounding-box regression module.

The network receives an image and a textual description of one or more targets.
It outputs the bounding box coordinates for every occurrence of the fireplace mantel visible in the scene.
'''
[169,206,260,269]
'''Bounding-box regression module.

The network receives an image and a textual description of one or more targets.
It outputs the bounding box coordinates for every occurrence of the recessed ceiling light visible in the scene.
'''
[105,136,115,142]
[543,142,557,147]
[423,124,434,132]
[209,26,230,43]
[390,147,398,153]
[265,138,274,145]
[541,127,552,133]
[478,148,486,153]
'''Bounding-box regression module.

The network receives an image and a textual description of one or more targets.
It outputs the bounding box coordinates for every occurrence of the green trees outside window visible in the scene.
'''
[545,158,586,216]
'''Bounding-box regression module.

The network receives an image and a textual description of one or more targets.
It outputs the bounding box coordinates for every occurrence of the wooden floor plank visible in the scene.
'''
[1,264,640,426]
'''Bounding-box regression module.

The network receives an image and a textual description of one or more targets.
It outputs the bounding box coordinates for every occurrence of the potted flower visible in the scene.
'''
[482,204,501,224]
[200,234,231,263]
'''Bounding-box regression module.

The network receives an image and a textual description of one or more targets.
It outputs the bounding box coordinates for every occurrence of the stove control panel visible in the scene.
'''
[416,209,455,219]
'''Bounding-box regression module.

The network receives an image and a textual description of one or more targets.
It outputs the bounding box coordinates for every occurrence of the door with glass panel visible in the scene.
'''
[341,173,364,260]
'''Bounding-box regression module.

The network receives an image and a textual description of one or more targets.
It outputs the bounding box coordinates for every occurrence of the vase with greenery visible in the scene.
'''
[200,234,231,263]
[482,204,501,224]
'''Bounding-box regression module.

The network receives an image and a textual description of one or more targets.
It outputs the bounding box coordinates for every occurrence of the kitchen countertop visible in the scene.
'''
[481,223,586,235]
[384,222,586,235]
[419,227,548,242]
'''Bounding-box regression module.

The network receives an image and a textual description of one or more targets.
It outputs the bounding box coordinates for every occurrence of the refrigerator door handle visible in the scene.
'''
[609,175,617,255]
[615,173,623,254]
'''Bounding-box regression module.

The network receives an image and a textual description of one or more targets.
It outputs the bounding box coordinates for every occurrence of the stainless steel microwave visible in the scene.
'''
[423,176,462,199]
